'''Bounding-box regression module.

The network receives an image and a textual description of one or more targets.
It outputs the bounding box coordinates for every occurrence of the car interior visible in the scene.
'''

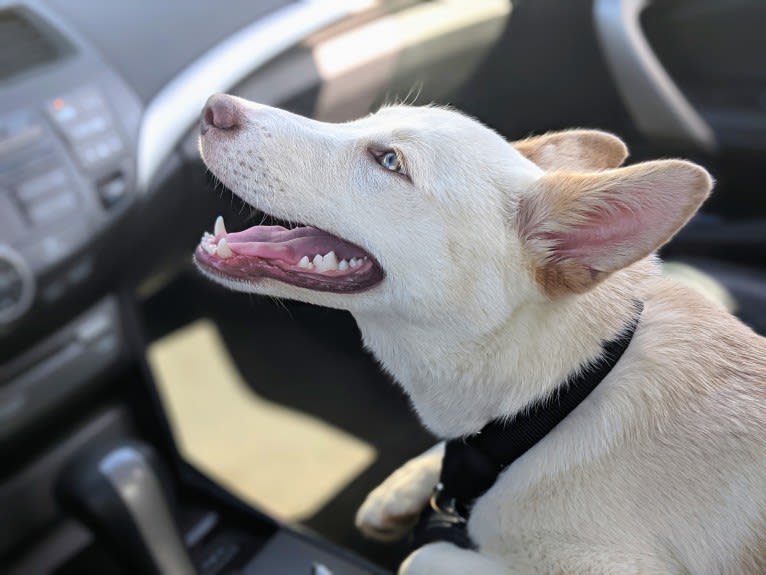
[1,1,764,574]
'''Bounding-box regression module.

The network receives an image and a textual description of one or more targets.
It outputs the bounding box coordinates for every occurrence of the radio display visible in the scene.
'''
[0,9,67,83]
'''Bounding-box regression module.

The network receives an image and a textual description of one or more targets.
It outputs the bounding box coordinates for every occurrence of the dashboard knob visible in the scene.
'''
[0,245,35,324]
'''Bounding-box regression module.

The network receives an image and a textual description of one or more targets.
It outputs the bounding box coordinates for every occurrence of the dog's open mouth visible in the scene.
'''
[194,216,385,293]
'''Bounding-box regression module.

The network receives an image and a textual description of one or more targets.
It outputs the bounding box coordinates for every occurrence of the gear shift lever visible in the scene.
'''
[57,440,197,575]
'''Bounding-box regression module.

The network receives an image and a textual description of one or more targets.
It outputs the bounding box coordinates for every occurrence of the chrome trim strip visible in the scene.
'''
[137,0,373,191]
[593,0,716,152]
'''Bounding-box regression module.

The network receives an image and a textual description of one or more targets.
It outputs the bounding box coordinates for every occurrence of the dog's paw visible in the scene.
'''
[355,444,444,542]
[355,496,421,542]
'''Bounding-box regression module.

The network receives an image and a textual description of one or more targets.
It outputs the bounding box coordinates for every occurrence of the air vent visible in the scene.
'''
[0,9,67,83]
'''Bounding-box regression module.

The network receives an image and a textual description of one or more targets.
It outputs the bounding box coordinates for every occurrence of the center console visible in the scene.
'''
[55,440,387,575]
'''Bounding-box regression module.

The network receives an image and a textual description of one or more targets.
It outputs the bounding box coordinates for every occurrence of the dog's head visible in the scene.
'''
[196,95,712,329]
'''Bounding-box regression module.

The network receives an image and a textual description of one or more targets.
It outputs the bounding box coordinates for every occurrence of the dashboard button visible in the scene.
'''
[98,174,127,208]
[47,98,78,125]
[67,258,93,285]
[64,112,110,142]
[15,168,68,203]
[0,141,57,184]
[21,224,88,272]
[24,190,78,225]
[73,130,124,170]
[46,87,107,128]
[41,278,68,304]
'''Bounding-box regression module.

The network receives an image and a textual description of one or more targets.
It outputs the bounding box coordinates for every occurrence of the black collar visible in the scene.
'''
[413,301,644,550]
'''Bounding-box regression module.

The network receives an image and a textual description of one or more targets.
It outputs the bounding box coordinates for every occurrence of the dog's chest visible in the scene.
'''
[463,425,763,572]
[464,452,633,563]
[465,453,566,553]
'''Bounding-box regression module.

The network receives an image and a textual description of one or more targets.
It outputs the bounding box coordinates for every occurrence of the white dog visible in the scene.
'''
[196,94,766,575]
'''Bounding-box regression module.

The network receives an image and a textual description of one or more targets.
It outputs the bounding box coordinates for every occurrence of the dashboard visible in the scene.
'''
[0,5,139,326]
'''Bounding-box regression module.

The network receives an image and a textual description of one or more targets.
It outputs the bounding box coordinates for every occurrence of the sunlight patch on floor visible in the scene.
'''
[148,319,376,521]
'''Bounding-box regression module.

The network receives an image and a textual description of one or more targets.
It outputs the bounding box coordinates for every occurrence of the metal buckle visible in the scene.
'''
[429,482,467,524]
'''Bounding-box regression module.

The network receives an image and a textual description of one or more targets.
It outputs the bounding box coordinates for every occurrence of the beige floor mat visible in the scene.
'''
[148,319,376,521]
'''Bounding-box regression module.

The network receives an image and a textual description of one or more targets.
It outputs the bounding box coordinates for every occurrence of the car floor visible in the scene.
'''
[141,271,435,570]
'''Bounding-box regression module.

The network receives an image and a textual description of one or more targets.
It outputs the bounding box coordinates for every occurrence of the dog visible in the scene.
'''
[195,94,766,574]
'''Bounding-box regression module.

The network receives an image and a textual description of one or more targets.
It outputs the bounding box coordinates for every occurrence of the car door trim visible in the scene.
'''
[593,0,717,152]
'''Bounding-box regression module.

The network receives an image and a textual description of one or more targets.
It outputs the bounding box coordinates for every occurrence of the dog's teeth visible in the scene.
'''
[315,251,339,272]
[214,215,227,236]
[323,251,338,268]
[313,254,323,267]
[217,238,233,258]
[349,258,360,269]
[203,242,216,255]
[339,259,349,271]
[298,256,311,268]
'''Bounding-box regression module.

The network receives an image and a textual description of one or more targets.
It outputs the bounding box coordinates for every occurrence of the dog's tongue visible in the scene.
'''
[209,219,369,266]
[196,216,384,292]
[225,225,323,244]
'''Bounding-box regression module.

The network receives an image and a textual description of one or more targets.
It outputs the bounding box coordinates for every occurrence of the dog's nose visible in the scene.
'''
[201,94,240,133]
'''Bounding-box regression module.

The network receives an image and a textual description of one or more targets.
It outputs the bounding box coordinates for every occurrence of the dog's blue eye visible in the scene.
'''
[380,151,404,174]
[369,147,409,178]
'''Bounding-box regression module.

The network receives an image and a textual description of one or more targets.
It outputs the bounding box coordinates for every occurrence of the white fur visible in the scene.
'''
[199,99,766,574]
[400,542,508,575]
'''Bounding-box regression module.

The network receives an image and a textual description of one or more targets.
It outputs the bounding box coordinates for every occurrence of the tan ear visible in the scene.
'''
[513,129,629,171]
[518,159,713,296]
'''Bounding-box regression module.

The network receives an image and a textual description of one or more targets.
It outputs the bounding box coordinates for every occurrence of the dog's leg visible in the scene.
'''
[355,442,444,541]
[399,542,509,575]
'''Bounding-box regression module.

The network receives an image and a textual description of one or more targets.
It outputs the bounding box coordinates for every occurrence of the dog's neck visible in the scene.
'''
[354,260,655,438]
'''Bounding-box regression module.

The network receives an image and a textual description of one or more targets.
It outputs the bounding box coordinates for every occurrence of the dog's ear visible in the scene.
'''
[513,130,629,171]
[518,159,713,296]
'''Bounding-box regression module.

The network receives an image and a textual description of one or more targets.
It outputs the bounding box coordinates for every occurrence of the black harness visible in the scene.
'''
[412,302,644,550]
